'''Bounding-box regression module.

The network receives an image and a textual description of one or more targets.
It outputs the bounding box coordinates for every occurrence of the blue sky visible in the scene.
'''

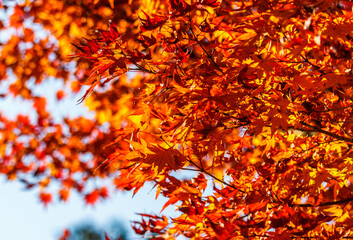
[0,178,175,239]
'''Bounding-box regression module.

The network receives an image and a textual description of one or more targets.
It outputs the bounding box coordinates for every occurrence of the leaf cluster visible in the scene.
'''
[3,0,353,239]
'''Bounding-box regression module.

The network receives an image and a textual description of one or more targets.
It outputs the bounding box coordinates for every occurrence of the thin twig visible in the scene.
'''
[185,22,223,73]
[187,157,246,193]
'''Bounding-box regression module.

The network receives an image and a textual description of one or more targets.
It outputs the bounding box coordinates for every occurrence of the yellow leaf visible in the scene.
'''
[125,151,142,160]
[324,206,343,217]
[269,15,279,24]
[97,109,112,123]
[70,22,81,37]
[238,28,257,41]
[337,210,350,222]
[287,133,296,142]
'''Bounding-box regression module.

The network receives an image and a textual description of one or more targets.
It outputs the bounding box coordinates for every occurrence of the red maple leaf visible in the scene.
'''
[58,229,70,240]
[139,11,166,31]
[84,189,100,205]
[143,146,186,172]
[39,192,52,207]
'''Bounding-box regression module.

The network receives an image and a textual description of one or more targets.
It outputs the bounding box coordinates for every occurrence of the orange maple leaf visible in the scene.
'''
[108,0,114,8]
[59,188,70,202]
[142,146,186,172]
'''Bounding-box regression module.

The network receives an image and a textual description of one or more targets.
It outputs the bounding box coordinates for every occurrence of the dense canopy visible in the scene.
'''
[2,0,353,239]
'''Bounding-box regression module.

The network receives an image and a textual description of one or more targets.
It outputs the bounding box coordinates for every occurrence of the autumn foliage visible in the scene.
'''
[2,0,353,239]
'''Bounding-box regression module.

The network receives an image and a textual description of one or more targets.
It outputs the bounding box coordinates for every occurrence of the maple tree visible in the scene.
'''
[2,0,353,239]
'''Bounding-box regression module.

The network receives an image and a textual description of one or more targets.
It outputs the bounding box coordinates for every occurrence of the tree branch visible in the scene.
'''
[286,196,353,208]
[299,121,353,144]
